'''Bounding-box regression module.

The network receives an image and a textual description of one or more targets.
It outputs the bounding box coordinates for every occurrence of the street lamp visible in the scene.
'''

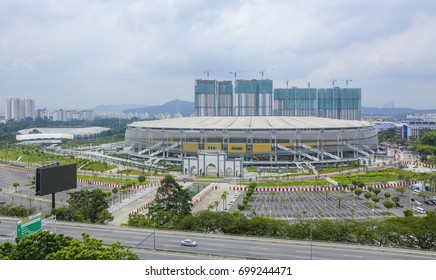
[152,212,156,251]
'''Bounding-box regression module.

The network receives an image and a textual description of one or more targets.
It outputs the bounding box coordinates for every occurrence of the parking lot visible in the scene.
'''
[0,166,144,215]
[229,187,435,219]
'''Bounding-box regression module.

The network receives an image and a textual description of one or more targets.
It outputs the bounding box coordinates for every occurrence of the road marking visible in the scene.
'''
[343,254,363,258]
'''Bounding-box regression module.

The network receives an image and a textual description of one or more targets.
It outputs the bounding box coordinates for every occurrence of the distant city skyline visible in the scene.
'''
[1,1,435,111]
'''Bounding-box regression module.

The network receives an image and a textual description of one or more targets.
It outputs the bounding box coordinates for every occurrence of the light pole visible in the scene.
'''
[310,224,313,260]
[152,212,156,251]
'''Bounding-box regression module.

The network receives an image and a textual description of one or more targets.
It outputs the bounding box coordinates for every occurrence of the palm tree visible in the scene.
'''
[221,191,229,210]
[214,200,219,212]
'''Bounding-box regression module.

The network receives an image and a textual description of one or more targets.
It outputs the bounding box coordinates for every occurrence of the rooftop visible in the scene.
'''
[129,116,371,130]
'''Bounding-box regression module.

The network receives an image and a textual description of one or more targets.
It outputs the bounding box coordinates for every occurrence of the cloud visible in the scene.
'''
[0,0,435,109]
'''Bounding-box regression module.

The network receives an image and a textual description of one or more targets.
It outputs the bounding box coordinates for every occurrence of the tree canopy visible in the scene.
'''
[0,231,138,260]
[51,189,113,224]
[148,175,192,219]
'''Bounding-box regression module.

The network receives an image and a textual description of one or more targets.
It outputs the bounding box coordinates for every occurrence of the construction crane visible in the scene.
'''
[204,69,221,80]
[229,69,253,80]
[345,79,352,88]
[332,79,337,87]
[259,67,275,79]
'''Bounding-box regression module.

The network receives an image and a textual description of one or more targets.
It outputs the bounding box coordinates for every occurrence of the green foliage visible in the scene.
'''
[364,192,372,201]
[148,175,192,221]
[383,200,394,212]
[50,189,113,224]
[46,233,138,260]
[0,204,35,217]
[0,231,138,260]
[250,179,331,187]
[127,210,436,250]
[354,188,363,197]
[372,188,381,196]
[138,175,146,184]
[371,196,380,205]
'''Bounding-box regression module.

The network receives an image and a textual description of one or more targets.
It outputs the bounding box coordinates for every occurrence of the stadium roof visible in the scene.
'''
[129,116,372,130]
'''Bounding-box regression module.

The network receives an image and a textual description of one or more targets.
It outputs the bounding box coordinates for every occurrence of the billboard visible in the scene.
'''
[36,163,77,196]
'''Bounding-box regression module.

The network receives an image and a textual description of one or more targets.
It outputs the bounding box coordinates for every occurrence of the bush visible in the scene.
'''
[0,204,35,217]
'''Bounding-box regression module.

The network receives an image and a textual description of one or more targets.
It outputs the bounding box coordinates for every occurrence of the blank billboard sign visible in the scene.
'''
[36,164,77,196]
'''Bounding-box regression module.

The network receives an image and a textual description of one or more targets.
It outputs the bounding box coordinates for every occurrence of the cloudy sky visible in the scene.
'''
[1,0,435,111]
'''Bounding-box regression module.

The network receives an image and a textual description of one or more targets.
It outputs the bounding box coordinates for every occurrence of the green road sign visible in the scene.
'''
[17,212,42,237]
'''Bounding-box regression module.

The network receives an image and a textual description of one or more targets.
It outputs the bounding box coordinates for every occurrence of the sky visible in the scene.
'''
[1,0,436,111]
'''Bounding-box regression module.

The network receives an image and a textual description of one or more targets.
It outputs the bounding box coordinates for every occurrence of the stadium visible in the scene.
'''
[125,116,378,175]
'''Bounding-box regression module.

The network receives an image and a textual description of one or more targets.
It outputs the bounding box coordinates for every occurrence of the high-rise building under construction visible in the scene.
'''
[274,87,361,120]
[234,79,273,116]
[195,79,360,120]
[195,79,234,116]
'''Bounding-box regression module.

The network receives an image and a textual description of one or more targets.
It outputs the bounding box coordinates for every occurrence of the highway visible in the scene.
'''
[1,218,435,260]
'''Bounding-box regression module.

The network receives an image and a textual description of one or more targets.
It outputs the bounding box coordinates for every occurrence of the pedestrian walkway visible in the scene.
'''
[109,187,157,227]
[192,183,241,213]
[325,177,338,185]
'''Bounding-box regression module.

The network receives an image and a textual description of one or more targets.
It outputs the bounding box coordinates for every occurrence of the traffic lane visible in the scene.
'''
[2,220,436,260]
[36,223,436,260]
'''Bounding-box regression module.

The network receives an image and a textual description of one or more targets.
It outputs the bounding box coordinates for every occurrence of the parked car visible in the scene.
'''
[428,199,436,206]
[395,202,404,208]
[181,239,197,247]
[413,207,426,214]
[413,200,422,206]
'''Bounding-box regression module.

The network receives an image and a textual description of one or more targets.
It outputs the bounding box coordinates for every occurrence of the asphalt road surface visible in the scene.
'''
[1,219,435,260]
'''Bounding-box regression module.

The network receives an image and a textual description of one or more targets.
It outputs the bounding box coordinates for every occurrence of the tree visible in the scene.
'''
[383,200,394,213]
[354,188,363,198]
[371,196,380,206]
[111,187,119,203]
[334,194,345,208]
[384,191,391,200]
[403,208,414,217]
[364,192,372,201]
[418,191,432,201]
[138,175,146,185]
[221,191,229,211]
[392,196,400,204]
[46,233,139,260]
[66,189,113,223]
[0,231,139,260]
[12,182,19,192]
[372,188,381,196]
[151,175,192,218]
[396,186,406,196]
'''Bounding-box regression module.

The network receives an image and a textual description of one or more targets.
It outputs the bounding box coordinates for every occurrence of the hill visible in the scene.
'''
[122,99,194,117]
[92,104,148,112]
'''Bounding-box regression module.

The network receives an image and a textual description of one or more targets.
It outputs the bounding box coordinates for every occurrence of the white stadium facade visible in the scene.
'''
[125,116,378,176]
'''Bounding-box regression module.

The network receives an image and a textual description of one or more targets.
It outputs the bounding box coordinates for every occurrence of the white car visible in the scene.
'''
[413,207,426,214]
[181,239,197,247]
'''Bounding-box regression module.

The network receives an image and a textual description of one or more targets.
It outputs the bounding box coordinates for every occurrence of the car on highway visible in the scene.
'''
[181,239,197,247]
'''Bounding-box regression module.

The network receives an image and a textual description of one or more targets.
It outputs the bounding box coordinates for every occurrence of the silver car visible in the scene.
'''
[181,239,197,247]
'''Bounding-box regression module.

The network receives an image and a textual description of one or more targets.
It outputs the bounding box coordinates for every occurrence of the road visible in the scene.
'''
[1,218,435,260]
